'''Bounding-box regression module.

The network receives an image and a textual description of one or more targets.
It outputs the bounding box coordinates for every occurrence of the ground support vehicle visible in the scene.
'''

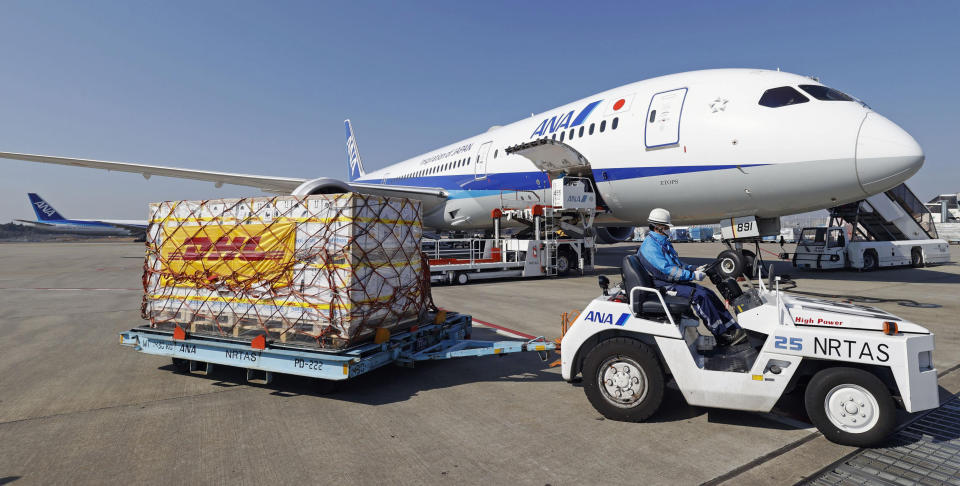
[791,182,951,271]
[121,311,555,386]
[780,227,800,243]
[559,256,940,446]
[425,177,597,284]
[689,226,714,242]
[714,183,946,278]
[792,225,950,271]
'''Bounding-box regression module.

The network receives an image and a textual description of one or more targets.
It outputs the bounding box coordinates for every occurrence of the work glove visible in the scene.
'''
[693,271,706,281]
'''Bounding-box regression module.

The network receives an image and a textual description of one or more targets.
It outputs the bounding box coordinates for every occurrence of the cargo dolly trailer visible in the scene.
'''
[120,311,556,386]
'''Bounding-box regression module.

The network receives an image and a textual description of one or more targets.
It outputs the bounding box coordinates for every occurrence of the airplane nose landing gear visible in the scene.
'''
[716,248,756,280]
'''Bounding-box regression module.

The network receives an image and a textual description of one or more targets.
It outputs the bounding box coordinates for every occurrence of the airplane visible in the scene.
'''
[0,69,923,273]
[15,193,147,237]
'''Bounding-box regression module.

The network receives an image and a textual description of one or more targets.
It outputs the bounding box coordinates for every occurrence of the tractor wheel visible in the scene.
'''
[582,338,665,422]
[805,367,895,447]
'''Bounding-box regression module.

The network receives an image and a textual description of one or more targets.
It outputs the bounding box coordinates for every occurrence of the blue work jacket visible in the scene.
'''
[638,231,696,283]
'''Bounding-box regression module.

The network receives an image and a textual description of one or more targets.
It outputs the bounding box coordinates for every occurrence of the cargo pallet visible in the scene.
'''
[120,312,555,385]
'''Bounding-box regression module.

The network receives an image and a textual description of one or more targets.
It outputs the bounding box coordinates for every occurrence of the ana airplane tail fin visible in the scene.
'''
[28,193,66,221]
[345,119,366,181]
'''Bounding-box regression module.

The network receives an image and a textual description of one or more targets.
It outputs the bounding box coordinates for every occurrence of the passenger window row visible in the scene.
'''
[390,116,620,180]
[547,116,619,143]
[398,157,472,179]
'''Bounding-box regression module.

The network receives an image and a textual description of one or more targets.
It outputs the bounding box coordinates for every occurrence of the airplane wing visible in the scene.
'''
[1,151,448,211]
[0,152,305,193]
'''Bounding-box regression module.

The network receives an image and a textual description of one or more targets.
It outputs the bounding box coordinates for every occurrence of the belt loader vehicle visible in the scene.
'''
[559,255,940,446]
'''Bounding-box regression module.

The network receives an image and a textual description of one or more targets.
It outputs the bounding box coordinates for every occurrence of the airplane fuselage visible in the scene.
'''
[17,219,140,236]
[356,69,923,231]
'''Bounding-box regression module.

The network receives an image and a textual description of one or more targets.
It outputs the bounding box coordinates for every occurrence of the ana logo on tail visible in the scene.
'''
[27,193,65,221]
[344,119,366,181]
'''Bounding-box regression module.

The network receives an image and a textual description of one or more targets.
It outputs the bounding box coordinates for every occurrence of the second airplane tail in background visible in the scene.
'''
[27,193,66,221]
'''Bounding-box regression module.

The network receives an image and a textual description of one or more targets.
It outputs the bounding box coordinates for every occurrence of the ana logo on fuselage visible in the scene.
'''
[530,100,602,139]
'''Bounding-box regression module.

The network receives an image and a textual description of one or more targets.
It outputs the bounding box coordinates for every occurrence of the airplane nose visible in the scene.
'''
[856,112,924,193]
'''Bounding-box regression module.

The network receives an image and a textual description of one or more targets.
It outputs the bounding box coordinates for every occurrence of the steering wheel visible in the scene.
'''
[700,258,723,272]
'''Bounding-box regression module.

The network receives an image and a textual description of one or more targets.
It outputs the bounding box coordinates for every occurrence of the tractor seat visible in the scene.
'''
[622,255,692,319]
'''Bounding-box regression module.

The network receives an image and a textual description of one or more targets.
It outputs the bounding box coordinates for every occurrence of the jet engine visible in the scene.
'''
[291,178,353,196]
[595,226,635,244]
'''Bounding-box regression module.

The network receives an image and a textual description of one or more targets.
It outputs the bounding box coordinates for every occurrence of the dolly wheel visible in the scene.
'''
[171,358,190,372]
[583,338,664,422]
[805,367,895,447]
[315,378,341,395]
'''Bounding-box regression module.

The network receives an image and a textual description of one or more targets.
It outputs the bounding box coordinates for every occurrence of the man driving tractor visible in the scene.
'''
[638,208,747,346]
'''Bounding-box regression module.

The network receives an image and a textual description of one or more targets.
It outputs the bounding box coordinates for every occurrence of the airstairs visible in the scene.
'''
[830,183,939,241]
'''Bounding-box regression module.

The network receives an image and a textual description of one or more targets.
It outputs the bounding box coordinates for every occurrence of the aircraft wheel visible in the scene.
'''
[717,249,744,279]
[805,367,895,447]
[583,338,664,422]
[741,249,757,279]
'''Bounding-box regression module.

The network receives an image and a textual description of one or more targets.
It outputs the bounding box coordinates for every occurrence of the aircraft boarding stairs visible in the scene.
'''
[829,183,939,241]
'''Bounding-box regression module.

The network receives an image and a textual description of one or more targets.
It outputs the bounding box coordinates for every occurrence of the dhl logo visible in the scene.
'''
[159,222,296,288]
[169,236,285,262]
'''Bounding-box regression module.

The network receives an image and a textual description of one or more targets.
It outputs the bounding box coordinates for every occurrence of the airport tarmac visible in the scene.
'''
[0,241,958,485]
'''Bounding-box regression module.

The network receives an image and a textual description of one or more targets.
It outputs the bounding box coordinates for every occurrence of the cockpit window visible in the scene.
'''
[799,85,855,102]
[758,86,809,108]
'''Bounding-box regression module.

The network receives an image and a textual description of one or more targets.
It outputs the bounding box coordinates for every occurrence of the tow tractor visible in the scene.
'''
[560,255,940,446]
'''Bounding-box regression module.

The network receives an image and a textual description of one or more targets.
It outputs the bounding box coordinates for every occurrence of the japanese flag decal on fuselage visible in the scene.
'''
[344,119,366,182]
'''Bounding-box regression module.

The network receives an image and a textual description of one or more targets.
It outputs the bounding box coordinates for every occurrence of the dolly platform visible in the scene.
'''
[120,312,555,385]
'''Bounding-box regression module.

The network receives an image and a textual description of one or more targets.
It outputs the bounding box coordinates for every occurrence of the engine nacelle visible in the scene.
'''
[596,226,635,244]
[291,178,352,196]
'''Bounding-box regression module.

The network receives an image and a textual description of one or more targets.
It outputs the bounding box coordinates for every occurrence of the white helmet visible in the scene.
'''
[648,208,672,226]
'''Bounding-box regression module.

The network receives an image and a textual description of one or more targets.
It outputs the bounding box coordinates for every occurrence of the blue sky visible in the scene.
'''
[1,1,958,221]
